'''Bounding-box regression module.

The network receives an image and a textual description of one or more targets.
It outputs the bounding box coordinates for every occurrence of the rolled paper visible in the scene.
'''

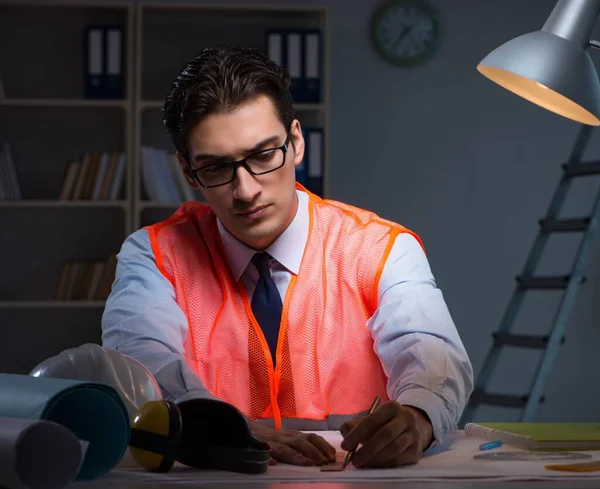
[0,374,130,479]
[0,417,84,489]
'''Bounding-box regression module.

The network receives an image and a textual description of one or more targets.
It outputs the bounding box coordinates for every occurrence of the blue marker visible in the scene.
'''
[479,440,503,451]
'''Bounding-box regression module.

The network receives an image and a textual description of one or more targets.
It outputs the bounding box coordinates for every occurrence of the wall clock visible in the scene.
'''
[370,0,440,67]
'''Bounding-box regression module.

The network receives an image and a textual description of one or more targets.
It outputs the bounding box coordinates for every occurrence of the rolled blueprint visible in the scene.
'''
[0,417,83,489]
[0,373,130,479]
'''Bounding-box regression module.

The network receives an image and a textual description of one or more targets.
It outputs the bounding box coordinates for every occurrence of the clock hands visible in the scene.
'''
[393,25,415,50]
[371,0,438,66]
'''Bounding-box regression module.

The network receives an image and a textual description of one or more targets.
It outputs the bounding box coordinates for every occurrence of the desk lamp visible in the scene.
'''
[478,0,600,125]
[461,0,600,425]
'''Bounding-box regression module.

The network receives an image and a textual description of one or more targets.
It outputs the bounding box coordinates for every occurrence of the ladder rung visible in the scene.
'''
[516,275,570,289]
[470,390,527,408]
[539,217,590,232]
[492,332,566,349]
[470,390,546,408]
[563,161,600,176]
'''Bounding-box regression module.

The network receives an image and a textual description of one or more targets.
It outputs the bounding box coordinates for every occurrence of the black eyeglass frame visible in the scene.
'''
[186,129,292,189]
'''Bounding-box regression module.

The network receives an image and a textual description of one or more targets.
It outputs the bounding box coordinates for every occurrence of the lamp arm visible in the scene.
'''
[543,0,600,48]
[589,39,600,50]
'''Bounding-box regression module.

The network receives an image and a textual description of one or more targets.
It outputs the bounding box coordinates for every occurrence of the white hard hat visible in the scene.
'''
[30,343,162,421]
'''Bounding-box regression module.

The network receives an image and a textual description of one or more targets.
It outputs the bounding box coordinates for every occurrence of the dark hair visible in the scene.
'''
[162,44,295,162]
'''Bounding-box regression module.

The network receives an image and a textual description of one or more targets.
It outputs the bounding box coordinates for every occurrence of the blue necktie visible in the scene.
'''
[251,252,282,365]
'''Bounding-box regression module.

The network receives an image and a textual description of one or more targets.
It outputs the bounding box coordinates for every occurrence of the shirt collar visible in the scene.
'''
[217,189,310,281]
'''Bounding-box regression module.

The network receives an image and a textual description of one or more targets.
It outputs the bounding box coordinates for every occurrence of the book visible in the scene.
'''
[464,422,600,451]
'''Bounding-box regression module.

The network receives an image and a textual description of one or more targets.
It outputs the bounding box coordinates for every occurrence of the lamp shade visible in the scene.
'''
[478,30,600,125]
[477,0,600,126]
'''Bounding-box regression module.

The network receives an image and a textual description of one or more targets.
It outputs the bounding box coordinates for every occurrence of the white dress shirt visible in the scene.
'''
[101,189,474,446]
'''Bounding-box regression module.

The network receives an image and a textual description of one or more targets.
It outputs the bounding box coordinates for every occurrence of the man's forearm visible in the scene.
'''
[391,335,474,448]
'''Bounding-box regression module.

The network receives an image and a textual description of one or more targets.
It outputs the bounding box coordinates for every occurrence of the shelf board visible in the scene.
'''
[0,1,131,9]
[295,103,326,112]
[0,98,128,109]
[139,100,325,112]
[139,201,183,210]
[0,301,106,309]
[139,3,327,13]
[0,200,128,209]
[140,100,164,110]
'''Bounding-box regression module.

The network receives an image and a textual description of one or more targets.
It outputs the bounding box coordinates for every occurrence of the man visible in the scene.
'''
[102,45,473,469]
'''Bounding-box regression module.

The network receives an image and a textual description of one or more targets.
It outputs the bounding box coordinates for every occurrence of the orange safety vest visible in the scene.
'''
[146,184,424,429]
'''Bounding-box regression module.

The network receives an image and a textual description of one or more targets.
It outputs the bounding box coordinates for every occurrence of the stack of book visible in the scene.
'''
[59,152,126,201]
[0,143,22,200]
[55,253,117,301]
[141,146,193,203]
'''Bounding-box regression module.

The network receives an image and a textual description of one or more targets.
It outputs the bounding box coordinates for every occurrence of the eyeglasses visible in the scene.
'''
[188,131,291,188]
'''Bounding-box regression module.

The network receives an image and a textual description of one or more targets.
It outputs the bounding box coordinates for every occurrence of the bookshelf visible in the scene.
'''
[0,0,134,374]
[0,0,329,374]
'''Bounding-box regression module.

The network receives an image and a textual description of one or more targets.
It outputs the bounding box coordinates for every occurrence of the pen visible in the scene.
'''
[479,440,503,450]
[342,395,381,469]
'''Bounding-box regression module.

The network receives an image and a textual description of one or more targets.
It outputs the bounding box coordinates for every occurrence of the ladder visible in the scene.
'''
[460,123,600,424]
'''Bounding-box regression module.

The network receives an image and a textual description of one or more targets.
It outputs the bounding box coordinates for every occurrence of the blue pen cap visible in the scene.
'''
[479,440,503,450]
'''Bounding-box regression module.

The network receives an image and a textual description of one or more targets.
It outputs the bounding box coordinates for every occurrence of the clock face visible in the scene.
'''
[371,0,440,67]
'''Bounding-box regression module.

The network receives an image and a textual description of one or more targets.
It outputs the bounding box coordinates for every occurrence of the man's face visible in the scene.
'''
[180,95,305,250]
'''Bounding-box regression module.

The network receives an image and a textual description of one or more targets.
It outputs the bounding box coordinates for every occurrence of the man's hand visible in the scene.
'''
[340,401,433,468]
[249,421,337,466]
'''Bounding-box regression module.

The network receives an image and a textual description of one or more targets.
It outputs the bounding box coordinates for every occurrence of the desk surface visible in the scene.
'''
[73,431,600,489]
[74,480,600,489]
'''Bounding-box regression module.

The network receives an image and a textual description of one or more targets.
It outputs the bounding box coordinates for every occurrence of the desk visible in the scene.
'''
[73,432,600,489]
[72,479,600,489]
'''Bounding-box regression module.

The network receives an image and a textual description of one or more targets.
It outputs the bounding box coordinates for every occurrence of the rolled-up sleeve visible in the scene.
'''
[367,232,474,447]
[101,229,217,403]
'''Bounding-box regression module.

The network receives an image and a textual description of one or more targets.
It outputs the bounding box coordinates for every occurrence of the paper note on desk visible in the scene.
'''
[97,431,600,485]
[546,460,600,472]
[464,422,600,451]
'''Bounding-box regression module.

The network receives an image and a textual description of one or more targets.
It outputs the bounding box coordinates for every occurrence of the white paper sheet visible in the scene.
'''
[102,431,600,483]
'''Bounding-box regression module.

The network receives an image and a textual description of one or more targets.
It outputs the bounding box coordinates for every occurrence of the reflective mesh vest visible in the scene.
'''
[146,184,423,429]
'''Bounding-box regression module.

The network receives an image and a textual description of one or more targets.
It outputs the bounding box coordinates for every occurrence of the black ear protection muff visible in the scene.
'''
[127,398,271,474]
[129,400,182,472]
